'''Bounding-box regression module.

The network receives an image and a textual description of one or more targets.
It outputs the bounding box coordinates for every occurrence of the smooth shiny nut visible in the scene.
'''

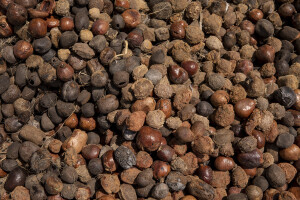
[13,40,33,60]
[214,156,235,171]
[136,126,162,151]
[92,19,109,35]
[28,18,47,38]
[234,98,256,118]
[168,65,189,84]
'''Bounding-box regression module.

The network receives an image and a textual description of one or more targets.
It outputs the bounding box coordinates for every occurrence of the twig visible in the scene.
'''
[148,4,169,15]
[110,40,129,62]
[199,11,203,31]
[54,108,76,135]
[0,36,17,50]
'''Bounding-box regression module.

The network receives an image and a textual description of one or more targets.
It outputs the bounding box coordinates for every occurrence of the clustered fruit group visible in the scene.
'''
[0,0,300,199]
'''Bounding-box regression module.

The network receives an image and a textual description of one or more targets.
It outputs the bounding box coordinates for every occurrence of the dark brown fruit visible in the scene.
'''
[256,45,275,64]
[57,62,74,82]
[121,9,141,28]
[237,149,263,169]
[6,3,27,26]
[136,126,162,152]
[157,145,175,162]
[156,99,172,119]
[102,150,117,172]
[82,145,100,160]
[28,18,47,38]
[249,9,264,22]
[174,127,194,143]
[236,60,253,75]
[214,156,235,171]
[170,21,187,39]
[0,16,13,38]
[114,0,130,12]
[196,165,213,184]
[168,65,189,84]
[181,60,199,76]
[60,17,74,31]
[4,167,27,192]
[152,160,171,179]
[13,40,33,60]
[278,3,296,18]
[46,16,60,29]
[234,98,256,118]
[251,130,265,149]
[92,19,109,35]
[240,20,255,35]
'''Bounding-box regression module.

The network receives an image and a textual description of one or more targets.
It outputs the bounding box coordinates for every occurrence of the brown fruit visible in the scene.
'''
[6,3,27,26]
[74,154,86,168]
[28,18,47,38]
[168,65,189,84]
[114,0,130,12]
[278,3,296,18]
[264,76,277,84]
[136,151,153,169]
[236,60,253,75]
[152,160,171,179]
[237,149,263,169]
[64,113,78,129]
[191,121,206,137]
[92,19,109,35]
[295,135,300,147]
[121,9,141,28]
[0,0,13,9]
[46,16,60,29]
[82,144,100,160]
[249,9,264,22]
[157,145,175,162]
[256,45,275,64]
[0,167,7,178]
[156,99,172,118]
[57,62,74,82]
[289,110,300,126]
[210,90,230,107]
[45,176,63,195]
[181,60,199,76]
[243,168,257,177]
[48,194,64,200]
[294,89,300,111]
[79,117,96,131]
[214,156,235,171]
[174,127,194,143]
[234,98,256,118]
[136,126,162,151]
[251,130,265,149]
[279,144,300,161]
[39,0,55,14]
[102,150,117,172]
[60,17,74,31]
[170,21,186,39]
[0,16,13,38]
[288,187,300,199]
[240,20,255,35]
[196,165,213,184]
[13,40,33,60]
[14,0,37,9]
[127,29,143,48]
